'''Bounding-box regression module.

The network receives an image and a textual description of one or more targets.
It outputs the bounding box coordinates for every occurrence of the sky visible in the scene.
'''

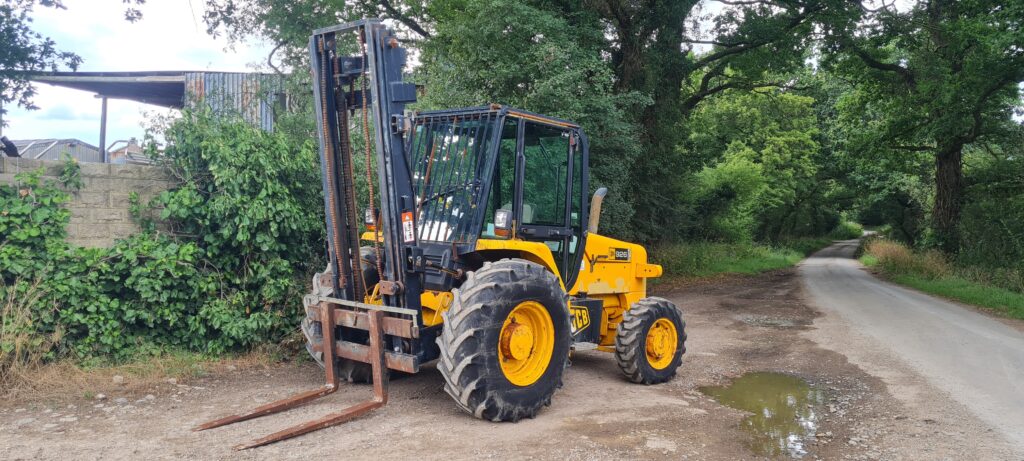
[2,1,269,150]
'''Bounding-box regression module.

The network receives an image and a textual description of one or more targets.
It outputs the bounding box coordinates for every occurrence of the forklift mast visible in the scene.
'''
[309,20,422,316]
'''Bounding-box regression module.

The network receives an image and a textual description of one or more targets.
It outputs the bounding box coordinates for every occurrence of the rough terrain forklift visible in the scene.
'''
[196,19,687,449]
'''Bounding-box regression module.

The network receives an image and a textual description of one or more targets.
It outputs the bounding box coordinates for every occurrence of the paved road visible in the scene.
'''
[800,239,1024,449]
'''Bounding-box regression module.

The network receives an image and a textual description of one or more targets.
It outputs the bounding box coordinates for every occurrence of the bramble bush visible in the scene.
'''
[0,111,324,367]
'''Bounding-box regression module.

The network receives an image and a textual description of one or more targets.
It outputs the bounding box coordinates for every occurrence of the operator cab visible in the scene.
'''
[406,105,589,291]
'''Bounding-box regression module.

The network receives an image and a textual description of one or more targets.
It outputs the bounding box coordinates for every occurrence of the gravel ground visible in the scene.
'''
[1,251,1020,460]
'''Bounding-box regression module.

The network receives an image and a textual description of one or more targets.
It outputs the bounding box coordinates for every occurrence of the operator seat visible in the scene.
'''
[503,203,534,224]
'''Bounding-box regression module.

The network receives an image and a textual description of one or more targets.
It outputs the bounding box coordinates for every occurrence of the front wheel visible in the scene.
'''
[437,259,570,422]
[614,297,687,384]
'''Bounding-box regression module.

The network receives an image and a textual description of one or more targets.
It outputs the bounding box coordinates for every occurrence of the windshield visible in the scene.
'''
[407,112,501,243]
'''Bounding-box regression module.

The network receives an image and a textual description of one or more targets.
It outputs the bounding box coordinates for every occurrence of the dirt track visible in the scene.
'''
[2,249,1020,460]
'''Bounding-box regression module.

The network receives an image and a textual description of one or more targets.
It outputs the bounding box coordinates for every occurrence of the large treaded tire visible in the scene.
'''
[301,246,381,383]
[614,297,687,384]
[437,259,571,422]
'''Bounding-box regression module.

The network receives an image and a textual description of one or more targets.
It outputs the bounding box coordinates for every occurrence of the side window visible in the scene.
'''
[481,119,518,237]
[521,122,570,226]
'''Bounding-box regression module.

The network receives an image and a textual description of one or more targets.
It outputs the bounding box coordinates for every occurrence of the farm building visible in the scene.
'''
[9,138,103,162]
[20,71,286,163]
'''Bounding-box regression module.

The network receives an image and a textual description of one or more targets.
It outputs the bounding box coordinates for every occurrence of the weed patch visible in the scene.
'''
[862,239,1024,319]
[653,237,833,279]
[1,348,282,403]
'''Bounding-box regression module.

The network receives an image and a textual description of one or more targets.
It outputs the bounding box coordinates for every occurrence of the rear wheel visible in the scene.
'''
[301,246,382,383]
[614,297,686,384]
[437,259,570,421]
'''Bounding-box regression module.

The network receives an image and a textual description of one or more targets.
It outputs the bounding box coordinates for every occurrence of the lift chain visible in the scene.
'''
[360,30,386,293]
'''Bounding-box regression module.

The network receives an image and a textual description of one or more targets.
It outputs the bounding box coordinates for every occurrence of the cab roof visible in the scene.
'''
[415,104,579,129]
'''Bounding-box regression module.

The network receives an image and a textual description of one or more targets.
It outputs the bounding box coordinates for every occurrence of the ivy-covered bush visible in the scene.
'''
[0,111,324,363]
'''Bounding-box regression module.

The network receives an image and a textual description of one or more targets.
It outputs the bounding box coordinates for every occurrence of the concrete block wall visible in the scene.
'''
[1,158,177,248]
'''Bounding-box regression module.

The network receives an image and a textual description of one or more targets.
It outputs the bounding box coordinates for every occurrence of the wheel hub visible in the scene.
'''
[498,301,555,386]
[501,321,535,361]
[645,318,678,370]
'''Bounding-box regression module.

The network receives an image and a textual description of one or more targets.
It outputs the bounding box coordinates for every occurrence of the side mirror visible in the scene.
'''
[588,187,608,234]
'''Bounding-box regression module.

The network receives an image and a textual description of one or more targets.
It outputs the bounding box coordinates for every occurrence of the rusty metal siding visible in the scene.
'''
[183,72,283,132]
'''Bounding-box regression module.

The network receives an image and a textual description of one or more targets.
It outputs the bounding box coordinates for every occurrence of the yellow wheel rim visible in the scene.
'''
[645,318,678,370]
[498,301,555,386]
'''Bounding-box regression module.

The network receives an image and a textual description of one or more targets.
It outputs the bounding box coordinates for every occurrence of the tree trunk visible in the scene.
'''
[614,36,645,93]
[932,143,963,253]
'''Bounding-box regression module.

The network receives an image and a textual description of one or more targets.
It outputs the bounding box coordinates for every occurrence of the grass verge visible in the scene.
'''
[653,237,834,279]
[861,239,1024,320]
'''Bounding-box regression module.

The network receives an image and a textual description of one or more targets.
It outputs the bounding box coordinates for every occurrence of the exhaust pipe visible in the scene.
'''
[588,187,608,234]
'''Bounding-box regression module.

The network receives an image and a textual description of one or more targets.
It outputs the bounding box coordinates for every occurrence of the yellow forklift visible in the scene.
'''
[196,19,686,449]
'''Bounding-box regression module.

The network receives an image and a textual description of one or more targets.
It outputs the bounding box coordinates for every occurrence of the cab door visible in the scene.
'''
[517,120,585,287]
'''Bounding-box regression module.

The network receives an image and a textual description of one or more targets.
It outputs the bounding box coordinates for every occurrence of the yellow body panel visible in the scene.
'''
[360,232,662,345]
[570,233,661,345]
[473,234,661,345]
[420,290,453,327]
[474,238,566,289]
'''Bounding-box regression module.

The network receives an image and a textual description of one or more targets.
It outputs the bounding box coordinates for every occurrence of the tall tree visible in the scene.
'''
[200,0,837,241]
[583,0,831,239]
[422,0,645,237]
[822,0,1024,252]
[687,87,830,240]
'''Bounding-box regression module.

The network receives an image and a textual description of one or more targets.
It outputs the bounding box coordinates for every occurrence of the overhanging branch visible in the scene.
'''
[377,0,431,39]
[841,40,915,87]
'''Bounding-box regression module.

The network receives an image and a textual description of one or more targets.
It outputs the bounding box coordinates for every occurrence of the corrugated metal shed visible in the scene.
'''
[33,71,287,133]
[11,139,102,162]
[184,72,284,132]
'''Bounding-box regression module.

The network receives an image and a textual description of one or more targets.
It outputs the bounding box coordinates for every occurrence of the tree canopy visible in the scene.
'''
[7,0,1024,261]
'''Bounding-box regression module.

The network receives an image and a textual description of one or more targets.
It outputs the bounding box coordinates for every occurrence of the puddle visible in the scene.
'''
[700,372,825,459]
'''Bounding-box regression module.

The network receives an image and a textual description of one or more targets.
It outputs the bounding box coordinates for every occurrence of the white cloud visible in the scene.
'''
[2,1,269,151]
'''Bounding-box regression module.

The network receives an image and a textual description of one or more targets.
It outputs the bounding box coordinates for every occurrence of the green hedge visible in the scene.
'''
[1,111,324,362]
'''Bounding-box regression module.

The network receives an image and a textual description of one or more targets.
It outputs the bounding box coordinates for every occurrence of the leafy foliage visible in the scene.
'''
[822,0,1024,251]
[0,112,324,360]
[829,221,864,240]
[679,88,842,242]
[958,132,1024,273]
[653,237,833,279]
[420,0,645,238]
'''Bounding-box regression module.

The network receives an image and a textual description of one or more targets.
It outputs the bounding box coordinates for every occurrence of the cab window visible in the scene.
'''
[521,122,570,227]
